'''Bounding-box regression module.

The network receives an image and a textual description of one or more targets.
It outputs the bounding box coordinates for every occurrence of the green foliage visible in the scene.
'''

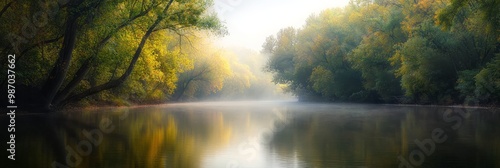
[456,69,480,104]
[264,27,298,85]
[391,36,456,103]
[346,3,406,102]
[474,56,500,104]
[437,0,500,34]
[264,0,499,105]
[265,8,366,102]
[0,0,226,108]
[310,66,335,99]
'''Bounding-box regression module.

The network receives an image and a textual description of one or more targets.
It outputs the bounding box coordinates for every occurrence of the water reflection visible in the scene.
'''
[268,105,500,168]
[1,101,288,168]
[1,102,499,168]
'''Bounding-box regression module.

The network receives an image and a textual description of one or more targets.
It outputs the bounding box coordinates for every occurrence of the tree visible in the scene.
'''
[391,0,498,104]
[391,36,456,103]
[264,27,297,84]
[263,0,498,104]
[0,0,224,110]
[174,48,231,101]
[309,66,335,99]
[437,0,500,34]
[472,56,500,104]
[347,2,406,102]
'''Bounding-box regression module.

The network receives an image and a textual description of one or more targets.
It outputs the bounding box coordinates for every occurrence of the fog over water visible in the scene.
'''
[3,101,499,167]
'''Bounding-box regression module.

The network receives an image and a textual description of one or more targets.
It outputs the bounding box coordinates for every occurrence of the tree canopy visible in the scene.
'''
[0,0,290,110]
[0,0,227,110]
[265,0,499,105]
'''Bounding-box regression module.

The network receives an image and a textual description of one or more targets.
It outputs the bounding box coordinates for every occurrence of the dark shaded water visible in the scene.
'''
[2,101,500,168]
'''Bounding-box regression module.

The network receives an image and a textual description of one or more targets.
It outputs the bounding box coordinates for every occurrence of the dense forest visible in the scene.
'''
[0,0,498,111]
[264,0,499,105]
[0,0,285,111]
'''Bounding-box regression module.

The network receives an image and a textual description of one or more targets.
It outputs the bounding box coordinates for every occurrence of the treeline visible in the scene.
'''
[0,0,284,111]
[263,0,499,105]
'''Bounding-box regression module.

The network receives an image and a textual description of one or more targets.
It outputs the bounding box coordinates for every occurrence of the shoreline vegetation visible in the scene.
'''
[263,0,499,106]
[0,0,498,112]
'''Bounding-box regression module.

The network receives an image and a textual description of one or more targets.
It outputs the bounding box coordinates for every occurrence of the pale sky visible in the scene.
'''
[212,0,350,51]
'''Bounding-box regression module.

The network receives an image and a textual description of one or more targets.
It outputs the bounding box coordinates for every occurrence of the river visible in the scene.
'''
[2,101,499,168]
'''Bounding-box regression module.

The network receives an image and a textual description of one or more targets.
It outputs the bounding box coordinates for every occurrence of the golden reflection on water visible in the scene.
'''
[2,102,499,168]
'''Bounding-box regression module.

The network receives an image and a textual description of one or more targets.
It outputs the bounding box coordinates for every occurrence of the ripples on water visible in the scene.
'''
[2,101,499,168]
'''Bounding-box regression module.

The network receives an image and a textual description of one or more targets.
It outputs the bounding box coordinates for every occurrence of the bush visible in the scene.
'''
[456,70,480,105]
[474,55,500,104]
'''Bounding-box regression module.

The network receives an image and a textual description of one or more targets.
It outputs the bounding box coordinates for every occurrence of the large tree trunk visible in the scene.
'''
[41,12,80,110]
[52,6,156,106]
[52,57,93,106]
[57,0,174,107]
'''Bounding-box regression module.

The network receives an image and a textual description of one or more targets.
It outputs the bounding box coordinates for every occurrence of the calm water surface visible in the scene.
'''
[2,101,500,168]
